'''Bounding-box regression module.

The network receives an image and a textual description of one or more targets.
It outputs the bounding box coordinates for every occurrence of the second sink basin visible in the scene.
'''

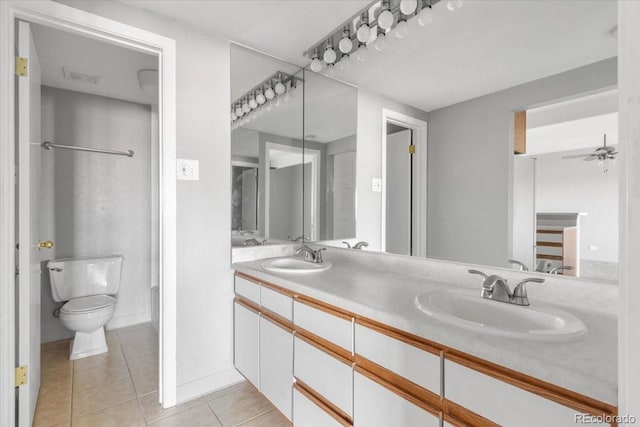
[415,289,586,341]
[262,257,332,274]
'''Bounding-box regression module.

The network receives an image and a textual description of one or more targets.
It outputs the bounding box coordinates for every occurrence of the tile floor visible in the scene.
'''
[35,323,291,427]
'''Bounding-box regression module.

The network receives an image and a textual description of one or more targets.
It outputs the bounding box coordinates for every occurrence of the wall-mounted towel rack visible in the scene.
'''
[41,141,134,158]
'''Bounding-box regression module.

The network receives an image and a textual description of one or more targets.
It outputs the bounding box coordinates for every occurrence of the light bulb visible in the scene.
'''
[242,102,250,113]
[339,34,353,54]
[275,81,286,95]
[310,57,324,73]
[235,106,242,117]
[256,92,266,105]
[266,103,272,112]
[378,8,394,30]
[355,44,368,62]
[249,98,258,109]
[395,19,410,39]
[274,97,281,107]
[338,55,352,71]
[374,32,387,51]
[323,47,337,64]
[356,24,371,43]
[446,0,463,11]
[283,91,290,102]
[418,6,433,26]
[265,87,275,100]
[400,0,418,15]
[326,64,335,76]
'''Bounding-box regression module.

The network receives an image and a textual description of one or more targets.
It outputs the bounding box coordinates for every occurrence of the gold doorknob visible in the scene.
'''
[38,241,54,250]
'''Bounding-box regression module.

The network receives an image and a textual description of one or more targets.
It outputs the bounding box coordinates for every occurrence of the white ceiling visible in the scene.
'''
[119,0,617,112]
[31,23,157,105]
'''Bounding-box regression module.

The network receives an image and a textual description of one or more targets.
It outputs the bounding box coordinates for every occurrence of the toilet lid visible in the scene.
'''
[61,295,116,314]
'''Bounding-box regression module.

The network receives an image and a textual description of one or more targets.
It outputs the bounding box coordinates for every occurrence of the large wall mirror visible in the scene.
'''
[230,45,357,248]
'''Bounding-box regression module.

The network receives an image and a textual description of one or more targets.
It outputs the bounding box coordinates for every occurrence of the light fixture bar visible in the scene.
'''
[302,0,443,60]
[231,70,301,107]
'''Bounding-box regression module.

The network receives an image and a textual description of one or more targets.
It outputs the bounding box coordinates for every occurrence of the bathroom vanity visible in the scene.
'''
[232,249,617,427]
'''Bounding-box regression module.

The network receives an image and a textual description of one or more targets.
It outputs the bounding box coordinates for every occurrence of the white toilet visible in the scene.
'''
[47,255,123,360]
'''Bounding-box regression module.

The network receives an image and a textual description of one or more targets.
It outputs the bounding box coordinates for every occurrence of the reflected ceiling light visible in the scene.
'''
[356,12,371,42]
[338,28,353,54]
[230,71,302,127]
[303,0,452,76]
[446,0,463,11]
[417,3,434,26]
[400,0,418,15]
[326,63,336,76]
[395,17,410,39]
[374,29,387,51]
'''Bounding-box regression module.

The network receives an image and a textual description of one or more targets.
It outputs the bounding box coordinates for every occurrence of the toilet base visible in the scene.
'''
[70,327,108,360]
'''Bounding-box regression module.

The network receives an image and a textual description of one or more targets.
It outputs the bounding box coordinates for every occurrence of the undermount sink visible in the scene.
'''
[415,289,586,341]
[261,257,332,274]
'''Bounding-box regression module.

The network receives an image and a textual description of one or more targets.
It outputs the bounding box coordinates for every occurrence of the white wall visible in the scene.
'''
[58,0,239,401]
[356,91,428,251]
[512,156,536,268]
[40,86,153,342]
[427,58,617,267]
[535,151,618,263]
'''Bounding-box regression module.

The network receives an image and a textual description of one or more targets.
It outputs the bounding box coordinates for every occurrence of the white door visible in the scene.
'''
[17,20,43,427]
[386,129,412,256]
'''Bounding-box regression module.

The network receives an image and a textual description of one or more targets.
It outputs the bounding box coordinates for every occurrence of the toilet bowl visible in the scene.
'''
[48,255,123,360]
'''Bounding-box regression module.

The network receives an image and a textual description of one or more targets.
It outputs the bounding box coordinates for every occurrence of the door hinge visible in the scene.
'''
[409,144,415,154]
[15,366,28,387]
[15,57,28,77]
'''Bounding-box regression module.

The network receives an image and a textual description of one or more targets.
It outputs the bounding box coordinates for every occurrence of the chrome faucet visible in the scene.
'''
[507,259,528,271]
[288,235,308,242]
[294,245,326,264]
[468,270,545,306]
[343,241,369,249]
[549,265,574,275]
[241,238,265,246]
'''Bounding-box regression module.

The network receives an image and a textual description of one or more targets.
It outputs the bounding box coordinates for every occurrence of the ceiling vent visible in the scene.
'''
[62,67,101,85]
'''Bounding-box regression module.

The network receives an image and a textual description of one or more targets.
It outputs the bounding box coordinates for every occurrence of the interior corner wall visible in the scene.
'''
[57,0,239,401]
[426,57,617,267]
[356,91,429,251]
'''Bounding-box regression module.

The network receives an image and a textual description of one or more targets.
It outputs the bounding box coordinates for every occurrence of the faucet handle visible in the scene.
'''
[507,259,529,271]
[512,278,545,306]
[314,248,326,263]
[468,269,488,280]
[342,241,352,248]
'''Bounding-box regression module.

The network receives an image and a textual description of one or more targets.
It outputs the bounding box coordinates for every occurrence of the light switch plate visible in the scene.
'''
[372,178,382,192]
[177,159,199,180]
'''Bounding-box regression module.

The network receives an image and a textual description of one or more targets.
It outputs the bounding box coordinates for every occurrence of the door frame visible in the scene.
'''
[0,1,178,422]
[381,109,428,257]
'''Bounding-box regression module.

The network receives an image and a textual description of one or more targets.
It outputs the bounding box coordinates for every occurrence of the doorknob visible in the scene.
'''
[38,241,54,250]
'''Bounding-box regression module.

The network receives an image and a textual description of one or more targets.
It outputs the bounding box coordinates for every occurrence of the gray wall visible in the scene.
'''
[356,91,429,250]
[60,0,236,401]
[270,164,311,239]
[427,57,617,267]
[40,86,153,343]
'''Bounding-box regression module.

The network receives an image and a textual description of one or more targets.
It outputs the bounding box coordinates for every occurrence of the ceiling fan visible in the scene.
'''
[561,134,618,162]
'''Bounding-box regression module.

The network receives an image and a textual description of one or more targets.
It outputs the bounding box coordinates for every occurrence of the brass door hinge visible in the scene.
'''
[15,57,28,77]
[409,144,415,154]
[15,365,28,387]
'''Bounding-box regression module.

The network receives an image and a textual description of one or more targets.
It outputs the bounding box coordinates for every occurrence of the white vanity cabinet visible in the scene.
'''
[293,386,351,427]
[259,316,293,420]
[233,301,260,389]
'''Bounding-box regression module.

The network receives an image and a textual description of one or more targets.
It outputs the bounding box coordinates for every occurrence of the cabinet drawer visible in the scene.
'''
[293,386,350,427]
[294,336,353,418]
[294,300,353,352]
[355,323,440,395]
[353,371,440,427]
[261,285,292,321]
[444,359,608,427]
[259,316,293,421]
[235,276,260,304]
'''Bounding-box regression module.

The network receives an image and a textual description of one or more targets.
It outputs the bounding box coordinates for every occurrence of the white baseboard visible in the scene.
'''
[176,367,244,404]
[106,312,151,330]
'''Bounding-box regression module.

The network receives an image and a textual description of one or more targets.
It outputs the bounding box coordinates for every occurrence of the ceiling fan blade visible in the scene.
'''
[562,154,589,159]
[582,156,598,161]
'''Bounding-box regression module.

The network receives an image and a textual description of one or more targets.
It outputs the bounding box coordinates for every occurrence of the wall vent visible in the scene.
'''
[62,67,101,85]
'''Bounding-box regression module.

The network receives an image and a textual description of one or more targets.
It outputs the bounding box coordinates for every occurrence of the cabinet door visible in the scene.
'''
[445,359,608,427]
[234,301,259,388]
[353,372,440,427]
[260,316,293,421]
[293,386,350,427]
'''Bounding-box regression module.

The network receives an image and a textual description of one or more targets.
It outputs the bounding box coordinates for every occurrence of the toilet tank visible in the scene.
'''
[47,255,124,302]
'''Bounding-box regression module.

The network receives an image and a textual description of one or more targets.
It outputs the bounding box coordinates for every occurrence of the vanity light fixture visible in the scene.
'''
[303,0,455,76]
[230,71,302,128]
